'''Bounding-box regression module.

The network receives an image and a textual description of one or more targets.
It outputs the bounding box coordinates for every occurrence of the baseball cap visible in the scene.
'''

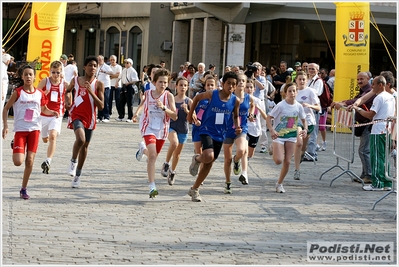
[60,54,67,60]
[294,62,301,67]
[125,58,133,64]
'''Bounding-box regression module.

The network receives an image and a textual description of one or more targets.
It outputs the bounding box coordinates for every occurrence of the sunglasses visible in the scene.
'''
[51,71,61,74]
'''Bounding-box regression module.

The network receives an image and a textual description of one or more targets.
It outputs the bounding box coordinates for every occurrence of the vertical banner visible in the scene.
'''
[334,2,370,102]
[27,2,67,86]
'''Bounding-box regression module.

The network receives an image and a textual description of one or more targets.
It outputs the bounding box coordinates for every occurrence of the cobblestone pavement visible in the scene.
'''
[2,117,397,265]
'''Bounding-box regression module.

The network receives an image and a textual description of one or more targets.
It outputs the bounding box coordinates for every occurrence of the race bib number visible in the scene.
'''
[197,109,204,120]
[74,95,83,107]
[50,91,58,102]
[215,113,224,124]
[24,109,34,122]
[151,116,162,129]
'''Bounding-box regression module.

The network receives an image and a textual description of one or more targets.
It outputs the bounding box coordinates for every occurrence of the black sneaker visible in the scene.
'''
[161,162,170,177]
[41,160,50,174]
[167,170,175,185]
[238,174,248,185]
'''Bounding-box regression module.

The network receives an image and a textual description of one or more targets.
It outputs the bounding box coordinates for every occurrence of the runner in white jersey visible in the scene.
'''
[134,69,177,198]
[2,65,59,200]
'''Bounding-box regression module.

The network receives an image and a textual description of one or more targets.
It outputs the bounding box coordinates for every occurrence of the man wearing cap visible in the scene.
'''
[116,58,139,122]
[291,62,302,82]
[60,54,68,67]
[96,55,113,122]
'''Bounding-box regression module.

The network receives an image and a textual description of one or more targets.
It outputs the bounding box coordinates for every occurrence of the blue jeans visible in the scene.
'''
[98,87,110,120]
[109,86,121,117]
[359,125,372,177]
[306,111,320,157]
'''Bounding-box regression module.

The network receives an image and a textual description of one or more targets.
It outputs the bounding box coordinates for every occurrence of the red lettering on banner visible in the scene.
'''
[33,13,59,31]
[38,40,52,80]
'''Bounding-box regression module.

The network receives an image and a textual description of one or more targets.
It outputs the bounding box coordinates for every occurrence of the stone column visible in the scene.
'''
[225,24,246,68]
[189,18,204,65]
[203,17,223,74]
[171,20,189,73]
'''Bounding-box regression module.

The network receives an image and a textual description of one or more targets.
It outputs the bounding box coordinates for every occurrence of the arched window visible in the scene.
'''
[106,26,120,59]
[128,26,142,71]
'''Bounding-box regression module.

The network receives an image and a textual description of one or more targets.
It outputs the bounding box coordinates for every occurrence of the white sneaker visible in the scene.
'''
[276,182,285,193]
[321,141,327,151]
[71,175,81,188]
[136,141,146,161]
[316,144,321,151]
[67,160,78,176]
[115,118,123,122]
[293,170,300,180]
[259,146,267,153]
[102,118,110,123]
[126,119,133,123]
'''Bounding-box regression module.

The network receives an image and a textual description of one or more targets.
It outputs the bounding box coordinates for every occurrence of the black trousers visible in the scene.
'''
[118,85,134,119]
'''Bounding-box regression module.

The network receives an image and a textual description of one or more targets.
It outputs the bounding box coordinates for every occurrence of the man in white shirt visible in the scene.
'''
[109,55,122,118]
[116,58,139,122]
[63,60,78,84]
[96,55,113,122]
[303,63,324,161]
[355,76,395,191]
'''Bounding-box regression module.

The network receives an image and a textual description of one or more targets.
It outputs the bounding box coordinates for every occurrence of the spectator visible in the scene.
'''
[331,72,375,183]
[302,63,323,161]
[291,62,301,82]
[96,55,113,122]
[109,55,122,118]
[354,76,395,191]
[189,62,206,98]
[178,64,185,77]
[116,58,139,122]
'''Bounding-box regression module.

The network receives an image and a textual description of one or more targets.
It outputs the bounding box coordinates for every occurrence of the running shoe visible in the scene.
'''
[20,188,30,199]
[136,141,146,161]
[149,188,159,198]
[188,187,202,202]
[67,160,78,176]
[189,154,200,176]
[276,183,285,193]
[224,182,232,194]
[41,160,50,174]
[167,170,176,185]
[238,174,248,185]
[71,175,81,188]
[233,156,241,175]
[161,162,170,177]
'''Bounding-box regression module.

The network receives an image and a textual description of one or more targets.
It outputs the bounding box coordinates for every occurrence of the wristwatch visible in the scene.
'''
[162,106,166,111]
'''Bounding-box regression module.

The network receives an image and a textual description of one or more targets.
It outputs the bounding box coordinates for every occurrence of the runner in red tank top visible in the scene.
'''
[65,56,105,188]
[37,60,69,174]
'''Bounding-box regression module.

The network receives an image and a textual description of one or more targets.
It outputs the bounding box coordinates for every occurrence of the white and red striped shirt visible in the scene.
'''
[40,77,65,117]
[67,76,98,130]
[139,90,170,140]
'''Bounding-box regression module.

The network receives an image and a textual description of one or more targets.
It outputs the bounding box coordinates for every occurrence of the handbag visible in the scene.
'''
[354,124,371,137]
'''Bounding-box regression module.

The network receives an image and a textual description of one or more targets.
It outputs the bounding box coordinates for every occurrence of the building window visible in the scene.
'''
[106,26,120,59]
[84,31,96,59]
[128,26,142,71]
